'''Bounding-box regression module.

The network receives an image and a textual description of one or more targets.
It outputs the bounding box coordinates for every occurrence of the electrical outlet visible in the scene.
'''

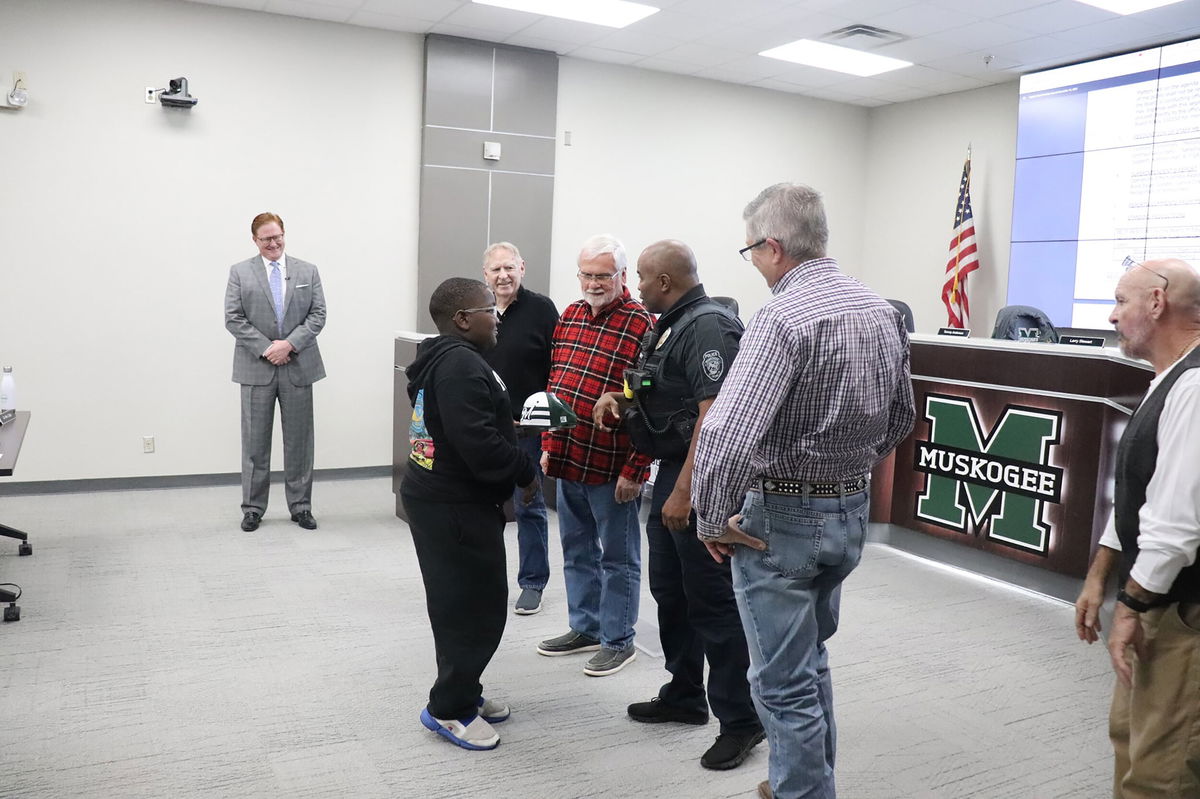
[142,436,155,454]
[145,86,157,104]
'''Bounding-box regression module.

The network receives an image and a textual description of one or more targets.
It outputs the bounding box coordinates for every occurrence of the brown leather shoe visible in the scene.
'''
[757,780,773,799]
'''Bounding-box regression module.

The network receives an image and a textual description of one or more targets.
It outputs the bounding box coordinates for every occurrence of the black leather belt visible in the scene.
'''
[754,475,868,497]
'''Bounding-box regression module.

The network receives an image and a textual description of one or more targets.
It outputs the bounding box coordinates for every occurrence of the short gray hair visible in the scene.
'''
[482,241,522,265]
[743,183,828,263]
[579,234,627,273]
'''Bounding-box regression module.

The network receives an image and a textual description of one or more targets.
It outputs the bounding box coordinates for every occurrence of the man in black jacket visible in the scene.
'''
[403,277,536,752]
[480,242,559,615]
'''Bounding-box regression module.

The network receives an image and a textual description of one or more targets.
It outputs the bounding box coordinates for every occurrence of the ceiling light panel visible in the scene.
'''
[472,0,659,28]
[760,39,912,77]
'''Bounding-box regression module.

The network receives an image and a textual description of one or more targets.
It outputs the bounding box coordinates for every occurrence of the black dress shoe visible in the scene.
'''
[627,697,709,725]
[291,510,317,530]
[241,511,261,532]
[700,729,766,770]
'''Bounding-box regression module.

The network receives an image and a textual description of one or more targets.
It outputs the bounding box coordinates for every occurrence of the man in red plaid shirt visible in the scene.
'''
[536,234,654,677]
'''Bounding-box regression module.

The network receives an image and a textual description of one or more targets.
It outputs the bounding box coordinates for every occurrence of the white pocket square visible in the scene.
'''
[296,283,310,288]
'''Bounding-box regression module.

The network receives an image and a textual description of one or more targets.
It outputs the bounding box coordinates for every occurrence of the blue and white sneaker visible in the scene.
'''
[478,696,510,723]
[420,708,500,751]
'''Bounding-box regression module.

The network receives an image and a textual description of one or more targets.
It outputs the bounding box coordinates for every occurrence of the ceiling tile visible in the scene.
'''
[745,6,857,39]
[568,46,646,64]
[438,3,540,34]
[347,10,433,31]
[263,0,354,22]
[589,27,686,56]
[187,0,268,10]
[703,55,793,80]
[428,19,511,42]
[360,0,463,19]
[995,0,1114,35]
[633,56,706,75]
[925,19,1037,52]
[669,0,793,20]
[620,9,743,39]
[866,2,988,37]
[924,0,1052,12]
[1050,15,1161,49]
[919,50,1024,76]
[657,42,746,65]
[501,32,576,52]
[516,16,612,45]
[873,34,973,63]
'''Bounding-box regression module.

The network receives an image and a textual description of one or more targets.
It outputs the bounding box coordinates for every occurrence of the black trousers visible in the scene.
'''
[648,458,761,735]
[402,493,508,721]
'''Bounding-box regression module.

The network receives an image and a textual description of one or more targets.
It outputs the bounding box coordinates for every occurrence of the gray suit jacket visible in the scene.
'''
[225,255,327,386]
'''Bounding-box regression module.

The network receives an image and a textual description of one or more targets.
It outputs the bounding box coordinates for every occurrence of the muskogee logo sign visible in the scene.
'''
[914,394,1063,554]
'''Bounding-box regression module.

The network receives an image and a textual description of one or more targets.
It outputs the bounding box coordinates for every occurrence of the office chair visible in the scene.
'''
[711,296,739,316]
[886,299,916,333]
[991,305,1059,343]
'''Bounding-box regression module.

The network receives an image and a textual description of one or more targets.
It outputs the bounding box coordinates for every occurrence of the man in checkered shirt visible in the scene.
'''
[535,234,654,678]
[692,184,915,799]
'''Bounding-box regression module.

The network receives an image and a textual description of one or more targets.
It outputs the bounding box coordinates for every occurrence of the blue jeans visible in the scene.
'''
[556,478,641,651]
[512,434,550,591]
[733,487,869,799]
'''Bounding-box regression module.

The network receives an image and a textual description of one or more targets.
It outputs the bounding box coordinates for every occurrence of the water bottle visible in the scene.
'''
[0,366,15,412]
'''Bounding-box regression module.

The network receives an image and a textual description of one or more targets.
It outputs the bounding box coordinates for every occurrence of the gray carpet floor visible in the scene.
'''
[0,477,1113,798]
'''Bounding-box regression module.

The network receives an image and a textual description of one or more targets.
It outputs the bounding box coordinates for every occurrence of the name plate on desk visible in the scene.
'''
[1061,335,1105,347]
[937,327,970,338]
[0,409,14,426]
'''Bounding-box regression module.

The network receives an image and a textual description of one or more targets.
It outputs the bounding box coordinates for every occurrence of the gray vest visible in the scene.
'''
[1114,345,1200,603]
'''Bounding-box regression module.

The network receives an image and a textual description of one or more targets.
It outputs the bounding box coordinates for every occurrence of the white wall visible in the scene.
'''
[0,0,1026,485]
[550,58,870,315]
[861,82,1020,335]
[0,0,422,482]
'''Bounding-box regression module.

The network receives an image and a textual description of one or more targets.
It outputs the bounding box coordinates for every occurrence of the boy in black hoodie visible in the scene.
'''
[403,277,537,751]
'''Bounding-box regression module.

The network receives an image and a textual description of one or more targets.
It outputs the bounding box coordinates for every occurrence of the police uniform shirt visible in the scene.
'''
[642,284,743,426]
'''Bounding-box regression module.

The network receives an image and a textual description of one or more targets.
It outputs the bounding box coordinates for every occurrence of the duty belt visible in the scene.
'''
[754,475,868,497]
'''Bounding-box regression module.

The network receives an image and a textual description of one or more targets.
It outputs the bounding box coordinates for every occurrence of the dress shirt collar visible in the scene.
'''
[261,254,287,276]
[772,257,838,295]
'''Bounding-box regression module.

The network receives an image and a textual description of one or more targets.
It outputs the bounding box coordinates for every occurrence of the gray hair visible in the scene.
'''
[742,183,828,263]
[482,241,522,265]
[579,233,627,273]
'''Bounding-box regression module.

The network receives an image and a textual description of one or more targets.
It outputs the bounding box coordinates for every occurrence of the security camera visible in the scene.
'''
[159,77,198,108]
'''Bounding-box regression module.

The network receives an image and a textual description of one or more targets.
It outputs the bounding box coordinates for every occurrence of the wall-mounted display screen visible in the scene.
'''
[1008,38,1200,328]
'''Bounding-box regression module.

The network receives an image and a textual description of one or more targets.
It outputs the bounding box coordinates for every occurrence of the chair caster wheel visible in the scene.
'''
[18,542,31,556]
[3,603,19,622]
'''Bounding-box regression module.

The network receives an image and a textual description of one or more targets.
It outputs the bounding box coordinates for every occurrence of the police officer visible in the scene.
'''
[594,240,764,771]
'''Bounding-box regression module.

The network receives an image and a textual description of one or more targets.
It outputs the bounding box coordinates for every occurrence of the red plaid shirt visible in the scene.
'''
[543,288,654,485]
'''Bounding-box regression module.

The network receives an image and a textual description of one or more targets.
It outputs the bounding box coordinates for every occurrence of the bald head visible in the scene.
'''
[635,239,700,314]
[1111,257,1200,370]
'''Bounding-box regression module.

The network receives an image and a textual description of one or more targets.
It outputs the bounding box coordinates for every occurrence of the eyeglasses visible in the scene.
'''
[256,234,284,244]
[1123,255,1169,290]
[577,270,620,283]
[456,305,498,317]
[739,239,768,261]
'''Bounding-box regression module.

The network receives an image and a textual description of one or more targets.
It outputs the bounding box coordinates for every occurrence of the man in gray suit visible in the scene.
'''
[224,212,327,532]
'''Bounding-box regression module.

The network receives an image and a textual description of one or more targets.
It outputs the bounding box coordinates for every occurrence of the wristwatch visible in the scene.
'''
[1117,589,1155,613]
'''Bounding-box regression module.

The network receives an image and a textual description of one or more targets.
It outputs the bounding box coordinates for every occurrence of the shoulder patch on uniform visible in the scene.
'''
[702,349,724,381]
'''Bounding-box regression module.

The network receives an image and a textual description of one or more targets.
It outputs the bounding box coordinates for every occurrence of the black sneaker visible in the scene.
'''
[700,730,766,770]
[536,630,601,657]
[628,697,709,725]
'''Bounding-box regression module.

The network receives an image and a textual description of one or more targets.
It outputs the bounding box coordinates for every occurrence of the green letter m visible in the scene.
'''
[915,395,1062,553]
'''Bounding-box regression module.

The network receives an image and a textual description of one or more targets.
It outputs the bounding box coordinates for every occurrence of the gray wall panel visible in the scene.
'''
[424,37,493,130]
[417,165,490,332]
[490,171,554,296]
[493,47,558,136]
[423,127,556,175]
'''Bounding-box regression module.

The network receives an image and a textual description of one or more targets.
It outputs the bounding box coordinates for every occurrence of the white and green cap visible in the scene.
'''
[519,391,578,430]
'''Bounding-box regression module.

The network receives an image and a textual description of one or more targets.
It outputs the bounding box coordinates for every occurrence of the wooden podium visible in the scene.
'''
[871,335,1152,580]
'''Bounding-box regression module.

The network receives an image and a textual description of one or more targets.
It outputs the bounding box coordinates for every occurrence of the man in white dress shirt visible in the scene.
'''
[1075,257,1200,798]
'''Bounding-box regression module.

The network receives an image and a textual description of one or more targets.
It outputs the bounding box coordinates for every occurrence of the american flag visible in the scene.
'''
[942,155,979,328]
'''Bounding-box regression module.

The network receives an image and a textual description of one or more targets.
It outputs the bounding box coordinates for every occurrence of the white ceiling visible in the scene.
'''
[183,0,1200,106]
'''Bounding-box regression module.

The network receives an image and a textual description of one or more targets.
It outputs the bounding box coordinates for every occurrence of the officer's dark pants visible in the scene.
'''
[649,458,761,735]
[403,492,508,721]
